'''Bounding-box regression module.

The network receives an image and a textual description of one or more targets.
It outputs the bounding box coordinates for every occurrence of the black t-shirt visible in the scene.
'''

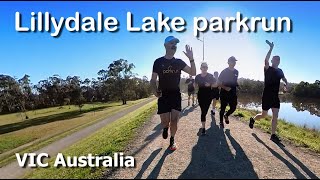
[185,78,195,91]
[152,57,187,92]
[195,73,215,89]
[264,66,284,96]
[218,68,239,95]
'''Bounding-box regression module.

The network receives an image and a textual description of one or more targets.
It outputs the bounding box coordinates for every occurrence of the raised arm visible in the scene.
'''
[182,45,196,76]
[265,40,274,69]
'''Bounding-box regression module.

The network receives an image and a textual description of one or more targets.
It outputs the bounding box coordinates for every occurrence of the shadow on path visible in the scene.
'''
[252,133,307,179]
[134,148,162,179]
[180,105,198,118]
[276,143,319,179]
[146,149,174,179]
[178,114,258,179]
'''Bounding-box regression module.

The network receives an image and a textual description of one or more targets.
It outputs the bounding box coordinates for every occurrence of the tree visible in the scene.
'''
[106,59,135,105]
[292,80,320,98]
[97,69,108,82]
[0,60,154,114]
[0,75,24,114]
[18,74,32,118]
[82,78,94,102]
[76,95,86,112]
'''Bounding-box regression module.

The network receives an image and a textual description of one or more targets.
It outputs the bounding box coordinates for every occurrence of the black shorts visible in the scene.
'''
[188,89,195,96]
[220,92,237,106]
[211,88,220,100]
[157,91,182,114]
[262,94,280,111]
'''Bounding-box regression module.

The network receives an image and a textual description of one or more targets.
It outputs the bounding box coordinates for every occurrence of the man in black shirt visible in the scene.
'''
[218,56,239,128]
[185,75,195,106]
[150,36,196,151]
[249,40,288,143]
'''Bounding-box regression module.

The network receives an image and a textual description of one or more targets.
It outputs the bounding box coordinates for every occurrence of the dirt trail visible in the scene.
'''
[106,99,320,179]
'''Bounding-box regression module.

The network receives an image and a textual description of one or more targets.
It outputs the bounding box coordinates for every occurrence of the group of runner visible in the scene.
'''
[150,36,288,151]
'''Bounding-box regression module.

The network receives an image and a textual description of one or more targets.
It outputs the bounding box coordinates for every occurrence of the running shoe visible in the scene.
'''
[162,127,168,139]
[169,137,177,151]
[224,115,229,124]
[249,117,255,129]
[270,134,281,143]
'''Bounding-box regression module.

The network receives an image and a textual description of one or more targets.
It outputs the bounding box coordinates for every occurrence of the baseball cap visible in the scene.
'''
[164,36,180,44]
[228,56,238,63]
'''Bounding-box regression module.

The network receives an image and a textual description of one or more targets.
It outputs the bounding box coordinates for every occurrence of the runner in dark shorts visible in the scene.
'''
[249,40,288,143]
[150,36,196,151]
[211,71,220,115]
[185,75,195,106]
[218,56,239,128]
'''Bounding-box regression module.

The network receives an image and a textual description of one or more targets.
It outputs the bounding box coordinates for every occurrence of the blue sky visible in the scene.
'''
[0,1,319,85]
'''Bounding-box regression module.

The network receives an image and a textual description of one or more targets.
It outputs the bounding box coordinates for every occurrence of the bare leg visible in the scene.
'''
[250,110,268,129]
[192,94,195,105]
[271,108,279,135]
[170,109,180,137]
[160,112,170,129]
[201,121,206,129]
[254,110,268,120]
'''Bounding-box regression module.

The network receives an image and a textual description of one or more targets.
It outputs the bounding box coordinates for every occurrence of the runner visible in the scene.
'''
[195,62,216,135]
[211,71,220,115]
[218,56,239,128]
[249,40,288,143]
[150,36,196,151]
[185,75,196,106]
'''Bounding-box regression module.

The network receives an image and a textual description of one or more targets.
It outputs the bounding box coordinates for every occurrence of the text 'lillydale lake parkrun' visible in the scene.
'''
[15,12,292,37]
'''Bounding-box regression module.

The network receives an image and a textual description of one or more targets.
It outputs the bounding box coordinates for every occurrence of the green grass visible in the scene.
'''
[0,98,149,167]
[0,103,113,126]
[233,107,320,153]
[24,100,157,179]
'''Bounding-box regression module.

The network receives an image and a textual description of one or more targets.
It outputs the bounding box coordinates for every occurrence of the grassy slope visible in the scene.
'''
[24,100,157,179]
[0,98,148,167]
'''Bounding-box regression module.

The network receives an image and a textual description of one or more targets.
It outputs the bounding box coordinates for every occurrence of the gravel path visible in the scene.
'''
[105,99,320,179]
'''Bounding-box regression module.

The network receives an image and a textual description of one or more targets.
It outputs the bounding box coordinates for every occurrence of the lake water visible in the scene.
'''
[237,94,320,131]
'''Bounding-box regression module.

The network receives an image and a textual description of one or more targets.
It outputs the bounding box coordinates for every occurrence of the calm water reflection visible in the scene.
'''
[237,94,320,131]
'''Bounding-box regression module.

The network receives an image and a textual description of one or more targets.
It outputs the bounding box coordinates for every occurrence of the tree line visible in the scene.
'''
[0,59,152,115]
[291,80,320,98]
[180,77,319,98]
[1,59,319,115]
